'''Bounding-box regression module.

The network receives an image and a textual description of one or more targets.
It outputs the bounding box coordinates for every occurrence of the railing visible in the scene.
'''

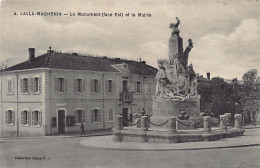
[120,92,134,102]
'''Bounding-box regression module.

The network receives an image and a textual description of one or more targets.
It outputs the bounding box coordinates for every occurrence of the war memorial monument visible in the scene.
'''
[113,17,245,143]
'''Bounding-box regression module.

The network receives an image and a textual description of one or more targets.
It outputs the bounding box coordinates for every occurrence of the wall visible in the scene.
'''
[0,69,47,137]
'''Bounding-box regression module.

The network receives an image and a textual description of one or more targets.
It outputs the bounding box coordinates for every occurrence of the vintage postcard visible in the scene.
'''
[0,0,259,168]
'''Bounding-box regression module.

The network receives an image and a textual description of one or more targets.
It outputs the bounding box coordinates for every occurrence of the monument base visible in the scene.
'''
[150,95,201,129]
[113,128,245,143]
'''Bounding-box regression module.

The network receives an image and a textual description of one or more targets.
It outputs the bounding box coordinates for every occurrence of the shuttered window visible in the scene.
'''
[136,81,142,93]
[93,79,99,93]
[75,78,84,93]
[74,109,86,124]
[6,110,15,125]
[21,78,29,93]
[32,110,42,126]
[56,77,66,93]
[91,108,101,123]
[32,77,41,93]
[21,110,30,125]
[108,108,114,121]
[7,79,13,94]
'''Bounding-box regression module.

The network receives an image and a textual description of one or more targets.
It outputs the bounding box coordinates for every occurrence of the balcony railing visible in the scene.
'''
[120,92,134,102]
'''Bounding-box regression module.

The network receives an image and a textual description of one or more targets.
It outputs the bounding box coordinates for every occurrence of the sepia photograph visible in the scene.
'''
[0,0,260,168]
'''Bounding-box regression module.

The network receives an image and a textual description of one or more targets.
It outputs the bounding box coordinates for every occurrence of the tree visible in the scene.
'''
[241,69,259,125]
[210,77,231,117]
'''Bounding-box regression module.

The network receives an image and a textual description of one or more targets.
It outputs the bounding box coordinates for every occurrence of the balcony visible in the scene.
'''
[120,92,134,102]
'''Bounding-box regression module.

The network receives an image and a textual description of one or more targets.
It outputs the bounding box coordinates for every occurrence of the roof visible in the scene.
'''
[3,52,157,76]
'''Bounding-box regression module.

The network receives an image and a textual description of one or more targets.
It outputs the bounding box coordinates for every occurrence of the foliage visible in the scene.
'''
[198,69,260,125]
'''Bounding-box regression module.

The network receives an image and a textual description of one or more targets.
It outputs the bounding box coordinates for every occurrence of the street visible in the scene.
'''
[0,129,260,168]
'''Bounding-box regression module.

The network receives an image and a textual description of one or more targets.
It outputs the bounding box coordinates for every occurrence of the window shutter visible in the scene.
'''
[27,78,31,93]
[39,77,42,93]
[28,111,31,125]
[39,112,42,126]
[74,110,78,123]
[91,109,94,123]
[112,81,115,93]
[98,80,101,93]
[82,110,86,123]
[21,79,23,92]
[82,79,85,92]
[11,111,15,124]
[6,111,8,124]
[98,109,101,122]
[31,78,34,92]
[140,82,143,93]
[21,111,24,124]
[105,80,108,94]
[32,111,34,125]
[90,79,94,92]
[64,78,67,92]
[74,78,77,93]
[55,77,58,92]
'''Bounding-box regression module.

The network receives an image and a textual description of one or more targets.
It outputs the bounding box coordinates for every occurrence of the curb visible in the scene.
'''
[81,143,260,151]
[0,132,113,140]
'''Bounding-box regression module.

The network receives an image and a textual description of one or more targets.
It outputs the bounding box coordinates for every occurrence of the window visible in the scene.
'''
[56,77,66,92]
[75,109,85,124]
[93,79,99,93]
[136,81,142,93]
[146,83,152,94]
[75,78,83,93]
[108,108,114,121]
[91,108,101,123]
[32,110,42,126]
[108,80,113,93]
[7,79,13,94]
[21,110,30,125]
[21,78,29,93]
[32,77,41,93]
[6,109,15,125]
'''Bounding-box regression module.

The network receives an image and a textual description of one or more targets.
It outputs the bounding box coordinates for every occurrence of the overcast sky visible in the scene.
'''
[0,0,260,79]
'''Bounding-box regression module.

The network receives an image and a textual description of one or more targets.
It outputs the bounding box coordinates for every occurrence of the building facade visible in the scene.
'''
[0,48,157,137]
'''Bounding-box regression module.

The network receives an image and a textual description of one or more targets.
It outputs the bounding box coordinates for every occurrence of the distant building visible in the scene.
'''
[0,48,157,137]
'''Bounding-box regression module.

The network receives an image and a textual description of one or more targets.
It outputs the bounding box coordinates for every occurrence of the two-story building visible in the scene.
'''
[0,48,157,137]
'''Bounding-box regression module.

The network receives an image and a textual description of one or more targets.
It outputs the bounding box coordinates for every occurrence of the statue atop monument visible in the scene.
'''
[155,17,198,101]
[169,17,180,35]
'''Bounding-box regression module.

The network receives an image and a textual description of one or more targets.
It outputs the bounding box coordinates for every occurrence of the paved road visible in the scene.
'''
[0,129,260,168]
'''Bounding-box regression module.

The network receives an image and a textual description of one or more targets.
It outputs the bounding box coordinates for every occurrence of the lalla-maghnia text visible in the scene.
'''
[15,156,51,160]
[15,12,62,16]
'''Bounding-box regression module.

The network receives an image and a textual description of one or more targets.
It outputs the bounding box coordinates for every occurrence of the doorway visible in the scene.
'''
[122,108,128,126]
[58,110,65,134]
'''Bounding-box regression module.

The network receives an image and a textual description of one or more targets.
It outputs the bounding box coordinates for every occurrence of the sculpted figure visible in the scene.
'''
[180,39,193,68]
[155,60,167,96]
[165,57,180,84]
[169,17,180,35]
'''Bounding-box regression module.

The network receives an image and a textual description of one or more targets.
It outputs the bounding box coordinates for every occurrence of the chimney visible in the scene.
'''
[28,48,35,63]
[207,72,210,80]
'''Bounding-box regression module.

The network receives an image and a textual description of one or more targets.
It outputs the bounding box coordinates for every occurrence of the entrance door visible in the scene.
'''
[58,110,65,134]
[122,108,128,126]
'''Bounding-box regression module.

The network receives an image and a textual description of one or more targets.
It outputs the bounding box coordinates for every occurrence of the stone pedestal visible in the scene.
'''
[220,115,228,131]
[203,116,211,132]
[234,114,242,129]
[151,95,200,129]
[168,117,177,133]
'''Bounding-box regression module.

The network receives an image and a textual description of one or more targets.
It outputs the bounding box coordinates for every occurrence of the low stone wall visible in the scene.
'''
[113,114,245,144]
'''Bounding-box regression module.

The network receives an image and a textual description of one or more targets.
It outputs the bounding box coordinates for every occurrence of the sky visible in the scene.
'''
[0,0,260,80]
